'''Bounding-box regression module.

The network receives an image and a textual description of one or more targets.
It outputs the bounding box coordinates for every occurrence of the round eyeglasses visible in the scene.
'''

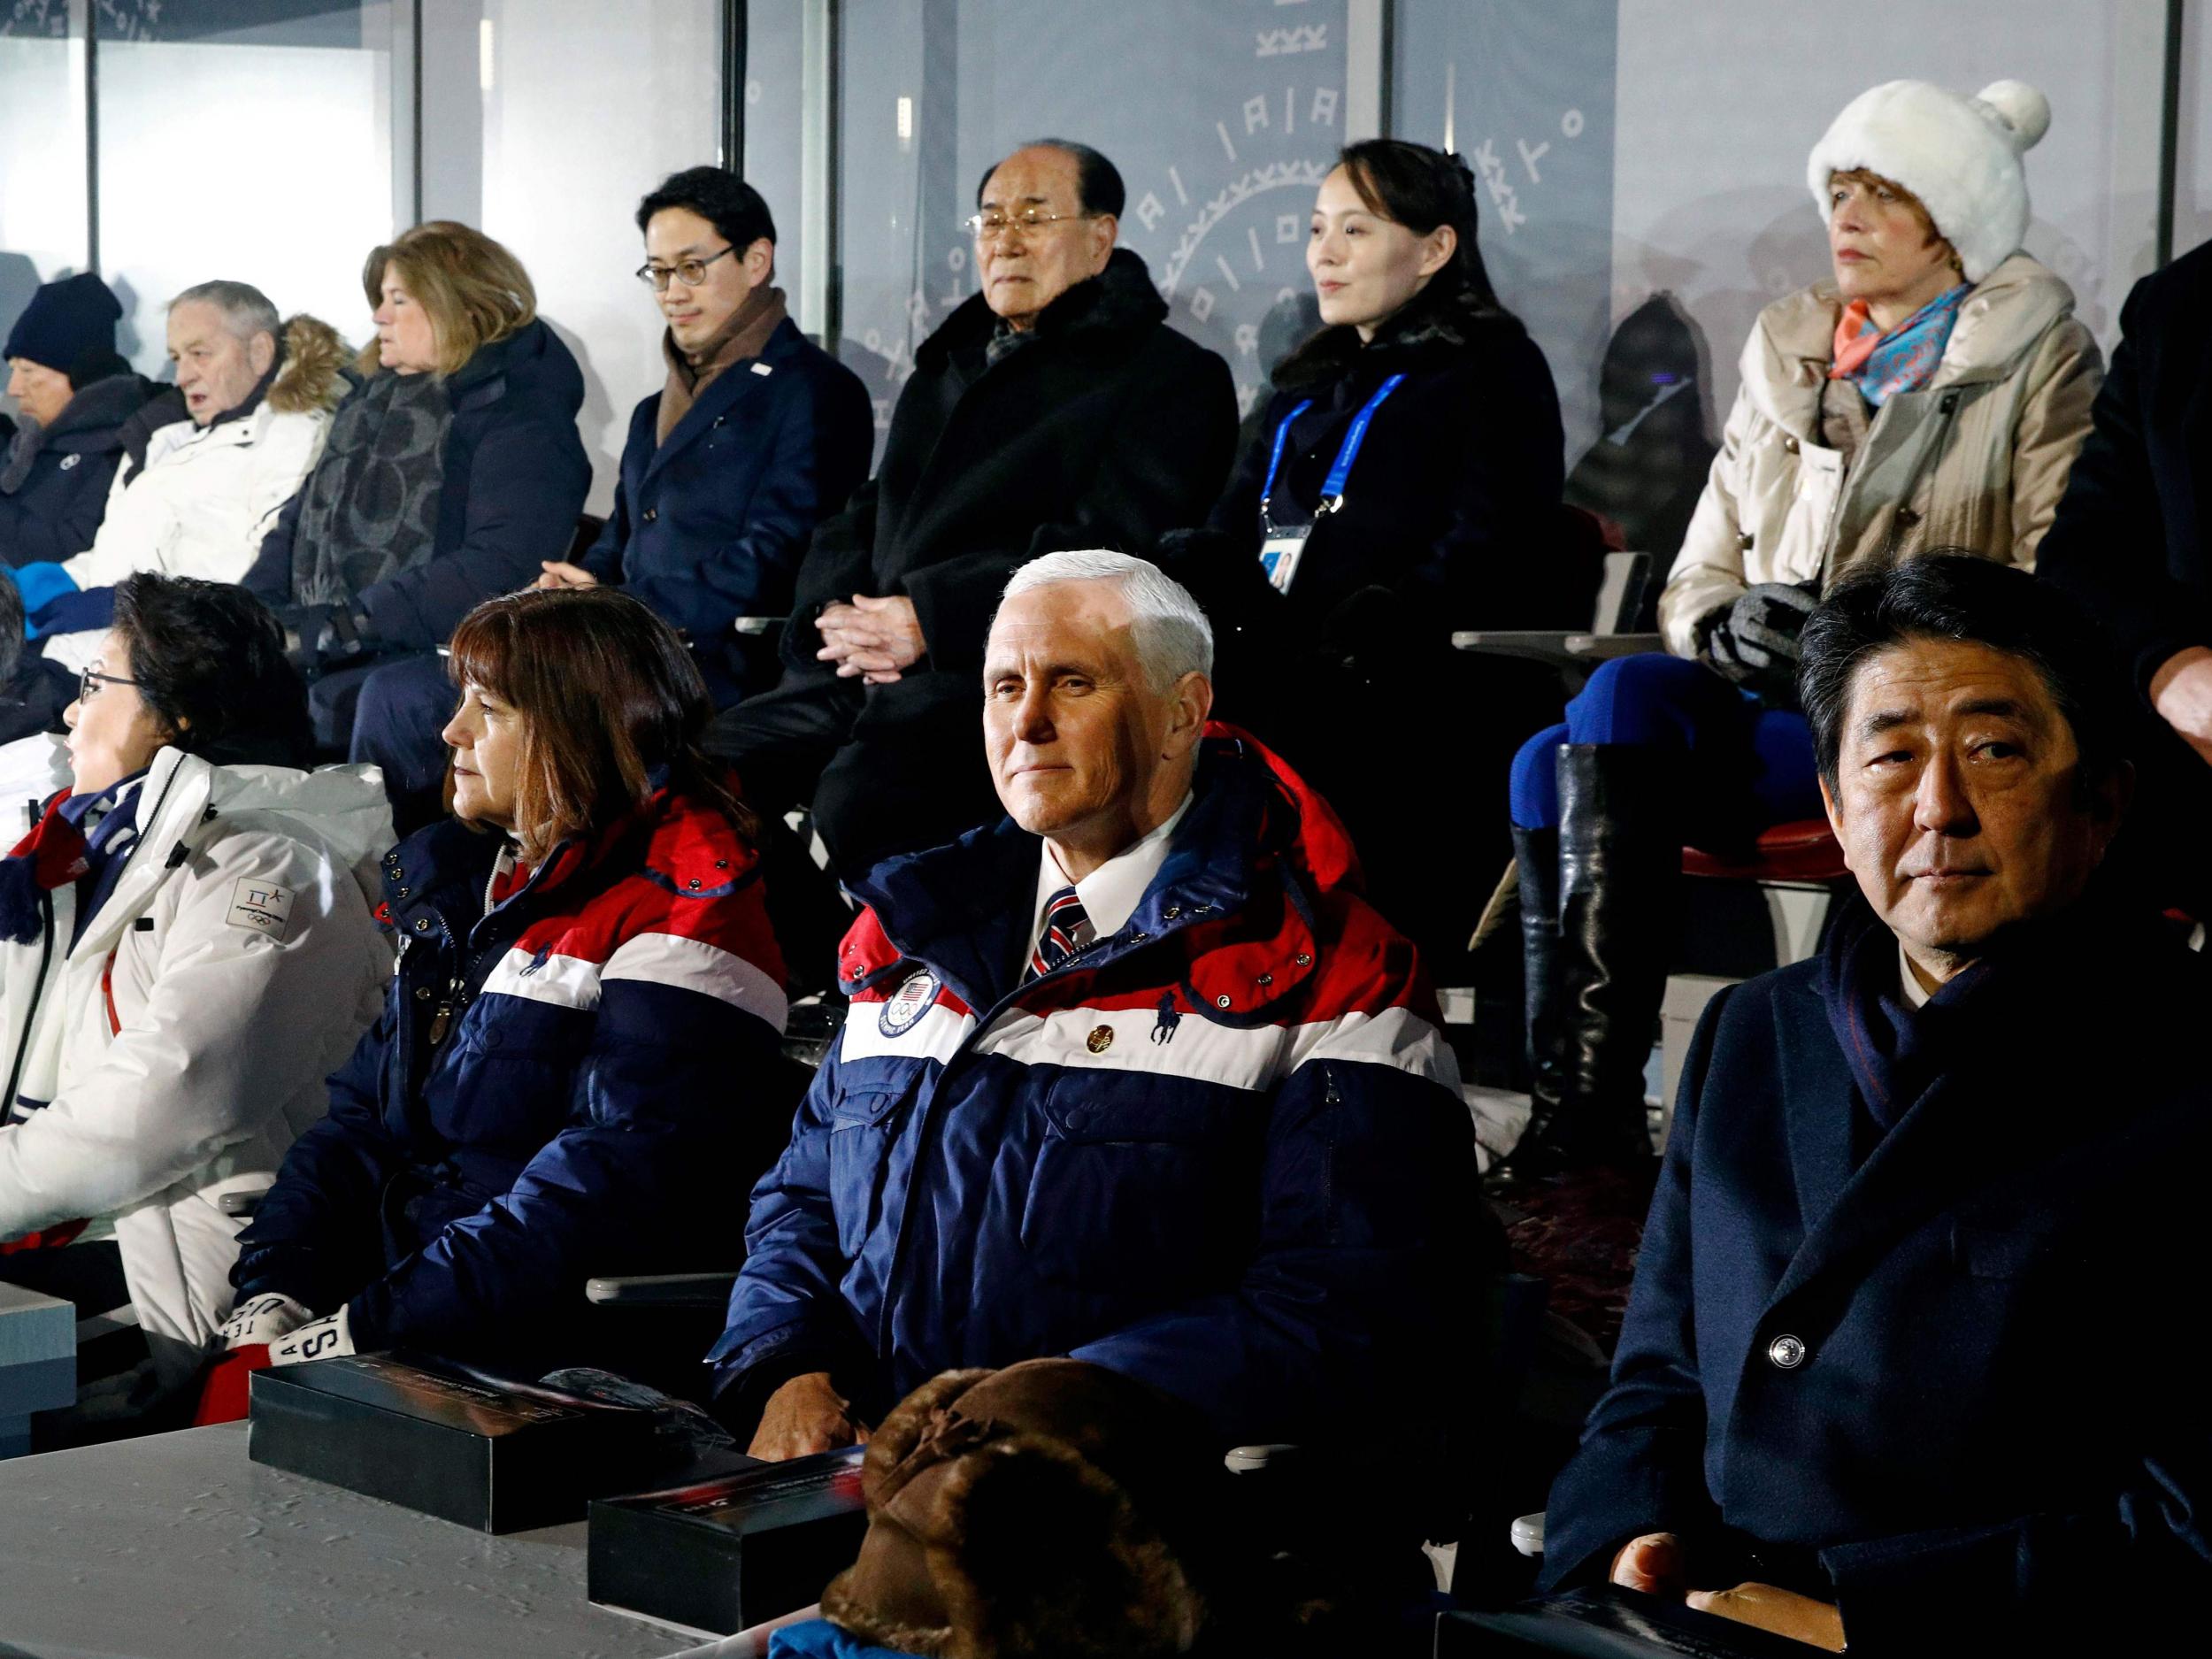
[635,245,738,291]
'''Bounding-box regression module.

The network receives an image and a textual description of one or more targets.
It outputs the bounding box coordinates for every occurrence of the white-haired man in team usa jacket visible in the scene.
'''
[715,549,1490,1479]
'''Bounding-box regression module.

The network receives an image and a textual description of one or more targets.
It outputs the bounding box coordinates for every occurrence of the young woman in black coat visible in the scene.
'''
[1167,138,1597,972]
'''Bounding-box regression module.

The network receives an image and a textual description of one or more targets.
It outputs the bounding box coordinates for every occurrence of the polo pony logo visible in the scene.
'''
[1151,992,1181,1046]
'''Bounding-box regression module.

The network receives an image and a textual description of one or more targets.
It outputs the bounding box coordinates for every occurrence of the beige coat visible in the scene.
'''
[1659,254,2103,657]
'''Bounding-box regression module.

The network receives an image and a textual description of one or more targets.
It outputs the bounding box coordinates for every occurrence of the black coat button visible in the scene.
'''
[1767,1333,1808,1370]
[642,507,658,523]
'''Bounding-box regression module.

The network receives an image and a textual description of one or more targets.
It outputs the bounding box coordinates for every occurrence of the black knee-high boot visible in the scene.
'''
[1512,822,1565,1125]
[1510,744,1669,1171]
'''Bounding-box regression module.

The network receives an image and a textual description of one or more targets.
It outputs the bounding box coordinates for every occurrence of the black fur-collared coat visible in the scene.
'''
[780,246,1238,683]
[710,249,1237,878]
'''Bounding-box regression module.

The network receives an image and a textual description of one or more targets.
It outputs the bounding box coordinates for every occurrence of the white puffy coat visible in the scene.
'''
[47,314,350,675]
[0,737,390,1379]
[44,406,327,675]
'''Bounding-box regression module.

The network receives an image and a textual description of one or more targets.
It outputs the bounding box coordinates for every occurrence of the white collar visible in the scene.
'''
[1029,792,1194,957]
[1898,941,1933,1010]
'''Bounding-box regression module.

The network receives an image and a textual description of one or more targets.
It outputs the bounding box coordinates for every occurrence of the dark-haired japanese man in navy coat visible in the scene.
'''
[1544,556,2212,1654]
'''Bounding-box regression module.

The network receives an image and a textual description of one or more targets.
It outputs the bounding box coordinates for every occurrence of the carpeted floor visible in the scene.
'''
[1490,1164,1656,1357]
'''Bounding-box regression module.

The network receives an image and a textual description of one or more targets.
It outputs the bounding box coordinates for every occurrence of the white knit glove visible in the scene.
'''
[219,1293,312,1350]
[268,1305,355,1367]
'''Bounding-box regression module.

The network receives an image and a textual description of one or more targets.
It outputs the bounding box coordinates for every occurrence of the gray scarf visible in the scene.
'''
[290,369,452,607]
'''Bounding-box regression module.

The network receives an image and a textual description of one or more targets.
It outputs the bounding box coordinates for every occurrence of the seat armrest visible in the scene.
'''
[1563,632,1665,660]
[1452,631,1584,667]
[733,617,779,636]
[217,1192,263,1218]
[1510,1510,1547,1557]
[583,1271,741,1308]
[1224,1442,1302,1475]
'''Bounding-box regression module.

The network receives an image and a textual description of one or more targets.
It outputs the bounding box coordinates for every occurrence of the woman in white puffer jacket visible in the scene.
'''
[0,574,389,1424]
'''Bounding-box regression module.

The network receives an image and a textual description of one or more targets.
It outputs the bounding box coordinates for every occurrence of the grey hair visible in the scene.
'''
[998,549,1214,691]
[168,280,280,343]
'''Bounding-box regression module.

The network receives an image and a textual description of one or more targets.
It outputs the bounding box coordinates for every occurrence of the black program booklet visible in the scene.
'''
[1438,1586,1833,1658]
[588,1445,869,1638]
[248,1352,664,1533]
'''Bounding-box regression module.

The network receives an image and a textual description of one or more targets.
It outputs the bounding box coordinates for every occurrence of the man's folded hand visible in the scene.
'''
[749,1369,872,1461]
[1609,1531,1687,1597]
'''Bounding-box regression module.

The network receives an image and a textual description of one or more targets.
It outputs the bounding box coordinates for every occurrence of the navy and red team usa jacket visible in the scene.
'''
[234,784,787,1366]
[711,728,1483,1447]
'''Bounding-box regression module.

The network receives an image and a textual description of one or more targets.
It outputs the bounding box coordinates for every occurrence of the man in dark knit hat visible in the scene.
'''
[3,273,151,568]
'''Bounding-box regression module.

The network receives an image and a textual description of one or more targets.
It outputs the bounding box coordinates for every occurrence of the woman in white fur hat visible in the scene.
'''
[1499,79,2103,1179]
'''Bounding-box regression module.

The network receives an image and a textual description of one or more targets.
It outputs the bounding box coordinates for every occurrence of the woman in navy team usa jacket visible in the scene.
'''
[221,587,787,1379]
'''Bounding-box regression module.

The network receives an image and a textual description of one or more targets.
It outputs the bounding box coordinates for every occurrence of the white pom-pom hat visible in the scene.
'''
[1806,79,2051,283]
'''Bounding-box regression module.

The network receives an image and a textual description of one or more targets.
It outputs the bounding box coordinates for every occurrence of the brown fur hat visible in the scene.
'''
[820,1359,1226,1657]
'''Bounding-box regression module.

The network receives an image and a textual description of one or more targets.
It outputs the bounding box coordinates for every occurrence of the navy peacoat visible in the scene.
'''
[581,317,873,704]
[1543,899,2212,1649]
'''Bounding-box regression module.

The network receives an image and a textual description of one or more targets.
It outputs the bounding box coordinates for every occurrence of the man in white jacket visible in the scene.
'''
[22,282,349,678]
[0,575,388,1432]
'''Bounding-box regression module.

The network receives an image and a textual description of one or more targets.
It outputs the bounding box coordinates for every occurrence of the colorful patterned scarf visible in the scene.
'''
[1828,282,1970,408]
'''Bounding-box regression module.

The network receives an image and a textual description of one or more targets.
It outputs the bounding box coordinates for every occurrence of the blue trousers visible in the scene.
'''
[347,649,457,835]
[1509,653,1822,839]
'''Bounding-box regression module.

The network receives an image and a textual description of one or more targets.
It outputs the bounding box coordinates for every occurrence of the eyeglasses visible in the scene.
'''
[962,207,1095,242]
[635,245,738,291]
[78,664,139,704]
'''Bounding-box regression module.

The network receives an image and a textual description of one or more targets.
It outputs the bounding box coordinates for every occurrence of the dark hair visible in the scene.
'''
[1335,138,1508,317]
[111,574,313,769]
[445,587,757,859]
[1799,555,2131,802]
[637,166,778,252]
[974,139,1125,219]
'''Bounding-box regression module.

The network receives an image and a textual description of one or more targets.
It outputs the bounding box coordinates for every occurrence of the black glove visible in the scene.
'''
[275,603,375,680]
[1701,582,1819,696]
[1319,583,1408,670]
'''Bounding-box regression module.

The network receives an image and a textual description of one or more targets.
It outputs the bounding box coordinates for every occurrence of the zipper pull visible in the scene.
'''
[426,976,464,1047]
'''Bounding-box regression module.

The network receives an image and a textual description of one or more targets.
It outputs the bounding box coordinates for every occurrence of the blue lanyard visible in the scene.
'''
[1260,372,1407,524]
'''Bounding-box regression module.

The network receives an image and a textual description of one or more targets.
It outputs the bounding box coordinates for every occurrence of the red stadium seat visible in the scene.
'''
[1681,818,1848,883]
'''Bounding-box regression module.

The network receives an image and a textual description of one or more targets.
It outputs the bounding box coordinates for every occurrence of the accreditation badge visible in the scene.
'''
[1258,525,1312,594]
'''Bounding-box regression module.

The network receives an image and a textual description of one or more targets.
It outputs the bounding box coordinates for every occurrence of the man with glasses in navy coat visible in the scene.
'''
[356,169,872,832]
[537,167,873,707]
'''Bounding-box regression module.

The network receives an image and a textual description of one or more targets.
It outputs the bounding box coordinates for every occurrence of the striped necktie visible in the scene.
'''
[1025,885,1095,982]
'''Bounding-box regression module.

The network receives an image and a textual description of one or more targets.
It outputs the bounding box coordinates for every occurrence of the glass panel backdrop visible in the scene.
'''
[745,0,807,326]
[0,4,91,421]
[467,0,724,513]
[95,0,400,373]
[836,0,1354,458]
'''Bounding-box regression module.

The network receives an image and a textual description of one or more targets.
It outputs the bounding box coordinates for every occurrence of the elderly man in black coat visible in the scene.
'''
[1542,556,2212,1653]
[707,140,1238,884]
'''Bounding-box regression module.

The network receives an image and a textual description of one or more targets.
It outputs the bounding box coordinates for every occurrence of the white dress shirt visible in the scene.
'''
[1025,792,1194,969]
[1899,941,1933,1009]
